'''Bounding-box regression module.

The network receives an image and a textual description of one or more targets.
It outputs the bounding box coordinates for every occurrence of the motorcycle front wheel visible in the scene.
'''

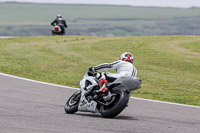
[100,90,129,118]
[64,90,81,114]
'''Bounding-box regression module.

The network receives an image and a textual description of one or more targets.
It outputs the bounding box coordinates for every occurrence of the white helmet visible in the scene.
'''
[120,52,134,63]
[57,14,62,18]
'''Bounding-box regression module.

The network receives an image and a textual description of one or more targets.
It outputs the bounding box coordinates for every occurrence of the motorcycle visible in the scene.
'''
[51,25,64,35]
[64,72,142,118]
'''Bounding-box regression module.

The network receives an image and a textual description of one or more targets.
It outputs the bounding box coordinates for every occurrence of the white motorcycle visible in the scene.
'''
[64,72,142,118]
[51,25,64,35]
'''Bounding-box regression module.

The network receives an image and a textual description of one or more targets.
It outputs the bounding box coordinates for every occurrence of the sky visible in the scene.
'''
[0,0,200,8]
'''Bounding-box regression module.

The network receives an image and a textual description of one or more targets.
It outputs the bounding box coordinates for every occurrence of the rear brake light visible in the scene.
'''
[55,27,58,30]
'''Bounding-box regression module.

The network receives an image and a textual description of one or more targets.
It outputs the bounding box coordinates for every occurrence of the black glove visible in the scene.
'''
[88,67,96,76]
[89,67,96,72]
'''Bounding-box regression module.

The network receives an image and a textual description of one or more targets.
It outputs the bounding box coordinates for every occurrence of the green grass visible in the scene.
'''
[0,2,200,25]
[0,2,200,36]
[0,35,200,106]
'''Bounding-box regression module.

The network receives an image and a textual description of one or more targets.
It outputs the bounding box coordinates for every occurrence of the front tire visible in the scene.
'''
[64,90,81,114]
[100,90,129,118]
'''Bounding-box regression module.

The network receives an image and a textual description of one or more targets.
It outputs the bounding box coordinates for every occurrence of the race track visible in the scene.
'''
[0,73,200,133]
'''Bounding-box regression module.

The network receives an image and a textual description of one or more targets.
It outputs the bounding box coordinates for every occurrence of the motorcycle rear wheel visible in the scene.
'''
[100,90,129,118]
[64,90,81,114]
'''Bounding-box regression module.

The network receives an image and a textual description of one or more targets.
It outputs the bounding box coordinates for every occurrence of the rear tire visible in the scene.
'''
[52,32,56,36]
[64,90,81,114]
[100,90,129,118]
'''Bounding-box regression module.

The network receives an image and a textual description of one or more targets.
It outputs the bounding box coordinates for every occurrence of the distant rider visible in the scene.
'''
[88,52,137,89]
[51,14,67,34]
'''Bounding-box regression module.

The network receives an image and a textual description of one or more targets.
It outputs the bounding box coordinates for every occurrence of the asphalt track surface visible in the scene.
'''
[0,73,200,133]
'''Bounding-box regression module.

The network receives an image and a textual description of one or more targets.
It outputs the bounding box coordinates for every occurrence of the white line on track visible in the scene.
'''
[1,72,200,109]
[0,36,16,38]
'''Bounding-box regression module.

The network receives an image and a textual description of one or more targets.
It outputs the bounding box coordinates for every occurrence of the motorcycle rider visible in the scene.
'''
[51,14,67,34]
[88,52,137,87]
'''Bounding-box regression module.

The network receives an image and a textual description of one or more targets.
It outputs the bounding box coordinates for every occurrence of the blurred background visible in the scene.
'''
[0,0,200,36]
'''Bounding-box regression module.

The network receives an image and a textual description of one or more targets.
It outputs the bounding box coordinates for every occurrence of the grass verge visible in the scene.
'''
[0,35,200,106]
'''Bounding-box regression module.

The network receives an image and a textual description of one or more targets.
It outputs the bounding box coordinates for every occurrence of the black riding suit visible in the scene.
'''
[51,18,67,34]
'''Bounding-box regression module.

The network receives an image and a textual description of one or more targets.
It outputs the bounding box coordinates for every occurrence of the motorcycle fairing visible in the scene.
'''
[78,76,98,113]
[108,76,142,92]
[52,25,61,33]
[78,94,98,113]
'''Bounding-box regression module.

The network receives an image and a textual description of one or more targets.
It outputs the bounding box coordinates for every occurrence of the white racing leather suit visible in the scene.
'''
[94,60,137,81]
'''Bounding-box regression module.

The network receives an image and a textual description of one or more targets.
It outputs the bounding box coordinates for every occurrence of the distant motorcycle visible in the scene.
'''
[64,72,142,118]
[51,25,65,35]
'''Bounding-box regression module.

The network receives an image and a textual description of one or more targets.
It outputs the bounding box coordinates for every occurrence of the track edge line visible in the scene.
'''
[0,72,199,109]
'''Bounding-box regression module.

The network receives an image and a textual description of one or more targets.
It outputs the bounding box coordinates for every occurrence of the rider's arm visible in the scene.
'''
[63,20,67,28]
[94,60,121,72]
[132,66,137,77]
[51,19,56,26]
